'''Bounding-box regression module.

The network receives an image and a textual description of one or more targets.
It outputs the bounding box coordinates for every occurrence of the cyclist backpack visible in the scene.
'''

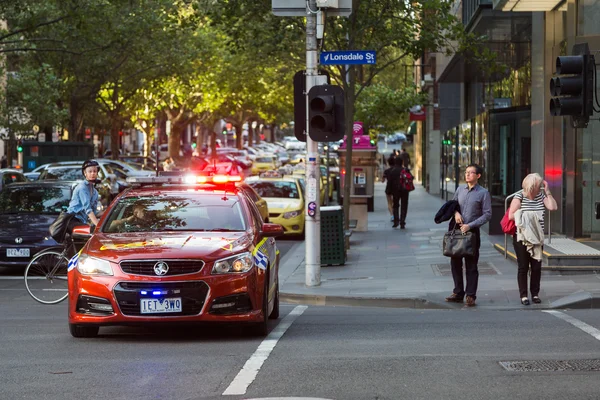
[398,168,415,192]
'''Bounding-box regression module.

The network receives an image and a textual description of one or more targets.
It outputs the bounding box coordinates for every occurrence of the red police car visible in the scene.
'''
[67,174,283,338]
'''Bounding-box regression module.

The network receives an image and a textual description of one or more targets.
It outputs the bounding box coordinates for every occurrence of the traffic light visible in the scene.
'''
[308,84,345,142]
[191,142,197,149]
[549,47,595,128]
[293,70,331,142]
[16,140,23,153]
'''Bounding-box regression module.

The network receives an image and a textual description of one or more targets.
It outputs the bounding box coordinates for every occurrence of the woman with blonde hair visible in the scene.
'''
[508,173,557,305]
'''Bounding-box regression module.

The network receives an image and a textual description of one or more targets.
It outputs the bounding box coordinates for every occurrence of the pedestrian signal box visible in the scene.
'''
[308,84,345,142]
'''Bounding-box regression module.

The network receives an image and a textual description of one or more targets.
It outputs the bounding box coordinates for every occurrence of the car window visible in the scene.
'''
[256,157,275,163]
[0,186,71,214]
[102,194,247,233]
[247,181,300,199]
[3,173,24,185]
[40,167,82,180]
[112,168,127,179]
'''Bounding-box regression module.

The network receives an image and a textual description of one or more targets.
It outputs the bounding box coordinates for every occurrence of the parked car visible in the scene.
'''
[0,181,101,268]
[119,156,158,171]
[37,162,115,204]
[95,158,154,177]
[0,169,27,192]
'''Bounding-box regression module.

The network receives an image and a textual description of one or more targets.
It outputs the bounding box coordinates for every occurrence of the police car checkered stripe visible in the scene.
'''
[254,251,268,270]
[67,251,81,272]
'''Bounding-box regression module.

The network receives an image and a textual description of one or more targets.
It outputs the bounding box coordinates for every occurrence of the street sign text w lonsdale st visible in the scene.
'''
[320,50,376,65]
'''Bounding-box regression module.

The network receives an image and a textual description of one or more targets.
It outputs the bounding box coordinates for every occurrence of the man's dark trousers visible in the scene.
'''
[450,228,480,299]
[392,189,409,226]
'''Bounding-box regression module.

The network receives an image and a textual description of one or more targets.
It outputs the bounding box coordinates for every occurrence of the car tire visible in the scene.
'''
[252,273,270,336]
[69,323,99,338]
[269,281,279,320]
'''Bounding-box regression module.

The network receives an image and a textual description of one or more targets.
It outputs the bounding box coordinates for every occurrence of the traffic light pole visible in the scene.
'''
[305,0,321,286]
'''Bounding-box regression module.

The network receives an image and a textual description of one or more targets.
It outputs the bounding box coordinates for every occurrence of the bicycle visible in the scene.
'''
[24,245,72,304]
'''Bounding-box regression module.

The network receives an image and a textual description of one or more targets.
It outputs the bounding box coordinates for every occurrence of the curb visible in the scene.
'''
[280,291,600,310]
[280,292,450,309]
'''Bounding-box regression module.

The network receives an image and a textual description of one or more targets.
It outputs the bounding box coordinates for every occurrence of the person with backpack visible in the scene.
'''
[381,157,396,221]
[388,157,413,229]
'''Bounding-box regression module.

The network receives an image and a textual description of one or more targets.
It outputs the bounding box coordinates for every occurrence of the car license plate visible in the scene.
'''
[6,248,30,257]
[140,298,182,314]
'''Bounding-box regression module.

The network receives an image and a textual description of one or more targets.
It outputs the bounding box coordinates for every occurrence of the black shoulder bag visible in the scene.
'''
[442,221,476,257]
[49,212,75,243]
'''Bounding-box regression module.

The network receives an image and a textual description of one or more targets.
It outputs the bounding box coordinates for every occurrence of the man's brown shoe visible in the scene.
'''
[445,293,464,303]
[466,295,476,307]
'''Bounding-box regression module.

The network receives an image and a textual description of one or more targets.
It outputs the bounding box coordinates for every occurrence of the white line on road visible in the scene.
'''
[222,305,308,396]
[543,310,600,341]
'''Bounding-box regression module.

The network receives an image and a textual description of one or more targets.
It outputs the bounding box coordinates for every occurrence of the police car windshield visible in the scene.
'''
[247,181,299,199]
[102,194,247,233]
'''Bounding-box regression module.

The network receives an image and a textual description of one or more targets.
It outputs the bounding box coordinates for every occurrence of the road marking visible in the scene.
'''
[223,305,307,396]
[0,277,26,280]
[543,310,600,341]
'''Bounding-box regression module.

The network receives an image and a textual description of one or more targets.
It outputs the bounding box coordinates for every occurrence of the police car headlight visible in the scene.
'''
[77,254,113,276]
[283,210,301,219]
[212,252,254,274]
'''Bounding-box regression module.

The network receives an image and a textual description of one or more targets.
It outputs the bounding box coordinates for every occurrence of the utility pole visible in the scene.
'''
[305,0,321,286]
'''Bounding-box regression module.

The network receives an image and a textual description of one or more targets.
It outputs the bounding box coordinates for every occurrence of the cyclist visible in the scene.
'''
[64,159,101,253]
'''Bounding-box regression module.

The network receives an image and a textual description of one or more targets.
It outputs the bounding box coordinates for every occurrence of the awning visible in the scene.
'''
[407,121,417,136]
[493,0,565,11]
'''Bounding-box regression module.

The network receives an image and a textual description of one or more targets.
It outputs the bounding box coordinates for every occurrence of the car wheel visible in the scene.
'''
[69,323,99,338]
[269,281,279,320]
[252,273,270,336]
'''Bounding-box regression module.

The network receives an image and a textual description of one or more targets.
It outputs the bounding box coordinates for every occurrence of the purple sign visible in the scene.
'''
[308,201,317,217]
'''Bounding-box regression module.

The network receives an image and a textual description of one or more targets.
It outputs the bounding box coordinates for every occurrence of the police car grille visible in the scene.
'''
[120,260,205,276]
[114,281,209,316]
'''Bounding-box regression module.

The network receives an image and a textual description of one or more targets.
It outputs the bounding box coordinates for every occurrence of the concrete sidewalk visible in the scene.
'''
[279,182,600,310]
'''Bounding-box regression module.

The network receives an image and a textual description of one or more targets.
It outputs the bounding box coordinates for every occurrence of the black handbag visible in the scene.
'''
[442,224,476,257]
[49,212,74,243]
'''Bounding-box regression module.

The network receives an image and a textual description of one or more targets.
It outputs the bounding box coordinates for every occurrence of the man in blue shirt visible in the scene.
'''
[67,159,101,231]
[445,163,492,307]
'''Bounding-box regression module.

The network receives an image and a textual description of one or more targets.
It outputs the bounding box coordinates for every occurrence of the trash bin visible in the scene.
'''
[320,205,345,266]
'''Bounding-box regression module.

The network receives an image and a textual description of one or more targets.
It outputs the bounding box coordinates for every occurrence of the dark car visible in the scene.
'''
[0,181,77,268]
[0,169,27,191]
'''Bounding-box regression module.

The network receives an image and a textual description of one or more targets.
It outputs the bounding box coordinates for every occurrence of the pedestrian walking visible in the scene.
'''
[508,173,557,305]
[381,157,395,222]
[388,157,410,228]
[399,146,411,168]
[445,164,492,307]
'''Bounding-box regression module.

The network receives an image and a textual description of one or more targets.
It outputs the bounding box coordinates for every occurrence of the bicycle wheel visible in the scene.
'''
[24,250,69,304]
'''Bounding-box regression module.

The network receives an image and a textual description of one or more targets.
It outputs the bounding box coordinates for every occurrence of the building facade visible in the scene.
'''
[425,0,600,238]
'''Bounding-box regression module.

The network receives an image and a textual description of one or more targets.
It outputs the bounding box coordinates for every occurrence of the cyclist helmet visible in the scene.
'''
[81,159,99,174]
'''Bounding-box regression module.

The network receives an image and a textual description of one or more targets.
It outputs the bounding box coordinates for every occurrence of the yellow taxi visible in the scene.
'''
[251,155,278,175]
[246,172,305,236]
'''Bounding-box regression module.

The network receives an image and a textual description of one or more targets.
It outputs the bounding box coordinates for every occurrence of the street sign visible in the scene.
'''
[320,50,376,65]
[272,0,352,16]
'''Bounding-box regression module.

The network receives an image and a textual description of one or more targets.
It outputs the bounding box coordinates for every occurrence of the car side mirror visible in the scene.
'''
[261,223,285,237]
[72,225,93,241]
